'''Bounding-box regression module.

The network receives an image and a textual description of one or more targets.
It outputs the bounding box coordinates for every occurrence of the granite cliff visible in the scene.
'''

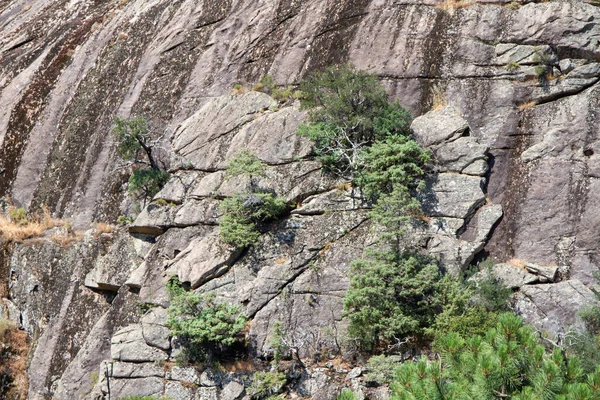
[1,0,600,398]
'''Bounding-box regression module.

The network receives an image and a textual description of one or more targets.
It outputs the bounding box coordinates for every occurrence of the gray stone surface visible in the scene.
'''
[84,231,140,291]
[111,324,169,362]
[423,173,486,220]
[172,92,276,170]
[221,381,245,400]
[411,106,469,148]
[141,307,171,351]
[515,280,598,338]
[4,1,600,398]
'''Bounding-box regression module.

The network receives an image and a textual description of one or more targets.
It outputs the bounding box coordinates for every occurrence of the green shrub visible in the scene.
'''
[391,313,600,399]
[298,65,415,178]
[112,117,169,203]
[356,134,429,199]
[248,371,287,399]
[506,61,520,71]
[565,329,600,374]
[473,262,512,312]
[364,355,402,384]
[343,250,444,350]
[220,151,286,248]
[219,191,286,248]
[8,207,27,225]
[225,150,266,182]
[128,168,170,200]
[165,278,247,362]
[117,215,135,225]
[254,75,276,94]
[271,87,294,103]
[337,388,359,400]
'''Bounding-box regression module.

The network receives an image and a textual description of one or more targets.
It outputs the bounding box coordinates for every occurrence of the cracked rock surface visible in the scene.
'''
[2,0,600,398]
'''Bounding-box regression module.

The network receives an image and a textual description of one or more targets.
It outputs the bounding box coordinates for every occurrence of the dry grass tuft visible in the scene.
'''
[0,207,64,242]
[51,232,84,248]
[508,258,527,270]
[431,85,447,111]
[0,317,29,400]
[436,0,475,13]
[518,101,537,111]
[95,222,114,234]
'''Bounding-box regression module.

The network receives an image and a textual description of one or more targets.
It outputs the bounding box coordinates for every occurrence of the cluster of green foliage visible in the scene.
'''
[392,313,600,399]
[344,251,443,349]
[165,277,247,363]
[252,75,302,103]
[8,207,27,225]
[298,64,423,181]
[337,388,359,400]
[112,116,169,202]
[248,371,287,399]
[299,66,513,352]
[219,150,287,249]
[220,192,286,248]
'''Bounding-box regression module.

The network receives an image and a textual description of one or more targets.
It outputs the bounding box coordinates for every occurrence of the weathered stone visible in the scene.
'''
[411,106,469,148]
[105,377,164,399]
[292,188,367,215]
[225,107,313,164]
[111,324,168,362]
[84,232,140,291]
[347,367,362,379]
[435,137,488,175]
[221,381,245,400]
[167,365,201,384]
[476,263,539,289]
[110,361,165,378]
[156,171,203,203]
[493,44,555,66]
[200,369,221,386]
[141,307,171,351]
[515,280,598,338]
[422,173,486,220]
[197,386,219,400]
[172,92,277,170]
[165,380,195,400]
[166,228,240,289]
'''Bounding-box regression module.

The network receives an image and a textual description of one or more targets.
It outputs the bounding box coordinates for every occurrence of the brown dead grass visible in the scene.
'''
[0,319,29,400]
[436,0,475,13]
[95,222,115,236]
[51,231,84,248]
[518,101,537,111]
[508,258,527,270]
[431,85,447,111]
[222,359,255,372]
[0,207,64,243]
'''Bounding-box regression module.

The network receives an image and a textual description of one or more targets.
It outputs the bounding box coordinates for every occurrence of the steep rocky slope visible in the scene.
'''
[2,0,600,398]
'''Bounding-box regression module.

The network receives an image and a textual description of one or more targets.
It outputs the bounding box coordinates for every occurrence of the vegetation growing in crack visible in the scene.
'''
[298,64,420,181]
[219,150,287,249]
[112,116,170,205]
[165,277,247,364]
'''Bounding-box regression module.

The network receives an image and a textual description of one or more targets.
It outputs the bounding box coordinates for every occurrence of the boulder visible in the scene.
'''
[515,280,598,338]
[110,325,169,362]
[410,106,469,148]
[422,173,486,220]
[141,307,171,351]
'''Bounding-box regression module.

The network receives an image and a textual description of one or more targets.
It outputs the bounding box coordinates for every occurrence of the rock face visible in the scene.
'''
[2,0,600,399]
